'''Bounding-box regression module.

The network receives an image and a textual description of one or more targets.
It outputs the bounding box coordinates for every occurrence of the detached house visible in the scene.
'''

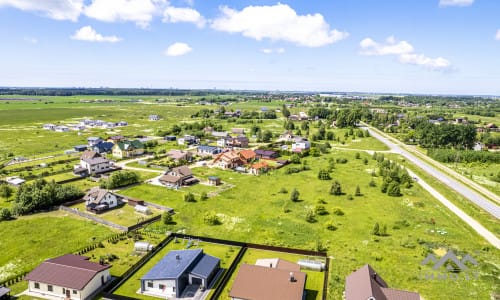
[197,145,223,157]
[112,140,144,158]
[140,249,220,299]
[238,149,256,164]
[87,137,103,147]
[213,151,243,169]
[166,150,192,162]
[255,149,279,159]
[84,187,122,213]
[74,151,112,176]
[24,254,111,300]
[159,166,198,188]
[291,137,311,153]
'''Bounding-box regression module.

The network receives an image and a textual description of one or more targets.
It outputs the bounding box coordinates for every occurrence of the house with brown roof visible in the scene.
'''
[212,151,243,169]
[24,254,111,300]
[250,161,269,175]
[83,187,122,213]
[166,149,192,162]
[74,151,112,176]
[345,264,420,300]
[238,149,256,164]
[230,258,306,300]
[254,149,279,159]
[159,166,198,188]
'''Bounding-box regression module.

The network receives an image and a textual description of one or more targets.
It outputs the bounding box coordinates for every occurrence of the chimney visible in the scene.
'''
[289,272,295,282]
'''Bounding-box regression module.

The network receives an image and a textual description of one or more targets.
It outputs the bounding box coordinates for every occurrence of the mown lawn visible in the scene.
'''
[113,239,240,299]
[120,149,500,300]
[0,211,115,281]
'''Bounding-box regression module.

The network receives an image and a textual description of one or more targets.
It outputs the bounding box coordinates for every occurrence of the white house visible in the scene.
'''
[291,139,311,152]
[24,254,111,300]
[87,137,103,146]
[83,187,121,213]
[74,151,112,176]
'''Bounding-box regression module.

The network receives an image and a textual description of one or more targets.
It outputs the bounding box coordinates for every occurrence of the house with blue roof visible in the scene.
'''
[92,142,114,154]
[197,145,223,156]
[140,249,220,298]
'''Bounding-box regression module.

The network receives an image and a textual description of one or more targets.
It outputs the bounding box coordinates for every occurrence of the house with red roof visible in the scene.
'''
[24,254,111,300]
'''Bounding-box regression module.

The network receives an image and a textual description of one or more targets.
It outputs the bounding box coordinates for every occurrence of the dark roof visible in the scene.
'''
[80,150,100,160]
[230,264,306,300]
[198,145,221,152]
[115,140,144,151]
[94,142,114,152]
[82,157,110,165]
[255,149,277,156]
[189,254,220,278]
[83,188,115,205]
[74,145,88,150]
[24,254,110,290]
[171,165,193,177]
[345,264,420,300]
[141,249,202,280]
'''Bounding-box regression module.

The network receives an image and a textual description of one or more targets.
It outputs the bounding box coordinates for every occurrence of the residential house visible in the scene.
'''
[84,187,122,213]
[166,150,192,162]
[177,135,199,146]
[55,126,70,132]
[74,151,112,176]
[24,254,111,300]
[159,166,198,188]
[103,122,116,129]
[299,111,308,120]
[213,151,243,169]
[254,149,279,159]
[107,135,125,144]
[71,124,86,131]
[140,249,220,299]
[0,286,10,300]
[250,161,269,175]
[43,124,56,130]
[216,137,230,148]
[149,115,161,121]
[238,149,256,164]
[227,136,249,148]
[73,145,88,152]
[211,131,230,138]
[345,264,420,300]
[112,140,144,158]
[278,131,295,142]
[231,128,245,135]
[197,145,223,157]
[87,137,103,147]
[6,176,25,187]
[92,142,114,154]
[291,138,311,153]
[229,259,306,300]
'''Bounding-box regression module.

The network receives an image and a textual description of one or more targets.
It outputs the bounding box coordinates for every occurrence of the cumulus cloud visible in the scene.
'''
[84,0,165,28]
[71,26,121,42]
[439,0,474,7]
[360,36,451,71]
[211,3,348,47]
[0,0,84,21]
[164,42,192,56]
[261,48,285,54]
[163,6,205,28]
[496,29,500,41]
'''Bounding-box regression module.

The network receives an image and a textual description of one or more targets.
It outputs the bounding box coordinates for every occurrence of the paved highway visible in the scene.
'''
[365,126,500,220]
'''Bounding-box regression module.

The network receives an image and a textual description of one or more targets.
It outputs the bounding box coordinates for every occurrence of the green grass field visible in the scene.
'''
[0,211,115,281]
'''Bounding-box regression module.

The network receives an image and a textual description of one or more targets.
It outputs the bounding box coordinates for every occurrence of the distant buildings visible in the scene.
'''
[43,119,127,132]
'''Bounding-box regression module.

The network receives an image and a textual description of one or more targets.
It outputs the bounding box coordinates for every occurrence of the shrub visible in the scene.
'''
[162,212,173,225]
[290,188,300,202]
[355,185,362,196]
[305,210,316,223]
[317,169,331,180]
[184,192,196,202]
[0,208,12,221]
[369,179,376,187]
[279,187,288,194]
[346,194,353,200]
[332,208,344,216]
[330,181,342,195]
[200,192,208,201]
[100,171,140,189]
[203,211,221,225]
[325,220,337,231]
[387,183,402,197]
[314,205,328,215]
[355,153,361,159]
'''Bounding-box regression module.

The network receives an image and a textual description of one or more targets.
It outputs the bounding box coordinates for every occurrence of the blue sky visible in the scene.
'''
[0,0,499,95]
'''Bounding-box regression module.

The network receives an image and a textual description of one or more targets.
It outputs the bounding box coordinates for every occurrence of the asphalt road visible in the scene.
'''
[366,126,500,220]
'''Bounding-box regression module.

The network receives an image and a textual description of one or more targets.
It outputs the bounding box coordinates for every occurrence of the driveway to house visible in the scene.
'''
[362,123,500,220]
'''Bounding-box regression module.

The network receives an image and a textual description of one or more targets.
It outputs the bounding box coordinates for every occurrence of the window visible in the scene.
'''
[62,288,65,294]
[34,282,40,289]
[147,282,153,288]
[73,290,77,294]
[159,284,165,290]
[47,285,53,292]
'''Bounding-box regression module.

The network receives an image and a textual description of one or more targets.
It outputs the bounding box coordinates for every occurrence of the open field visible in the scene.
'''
[219,248,325,300]
[0,210,115,281]
[113,239,240,300]
[120,149,499,300]
[445,162,500,196]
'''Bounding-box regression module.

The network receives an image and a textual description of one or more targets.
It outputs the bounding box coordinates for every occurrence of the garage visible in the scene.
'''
[191,277,203,285]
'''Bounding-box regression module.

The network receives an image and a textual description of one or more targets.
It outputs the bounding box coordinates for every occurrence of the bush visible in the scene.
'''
[203,211,221,225]
[332,208,344,216]
[317,169,331,180]
[279,187,288,194]
[162,212,173,225]
[290,188,300,202]
[330,180,342,195]
[0,208,12,221]
[355,185,362,196]
[200,192,208,201]
[305,210,316,223]
[346,194,353,200]
[314,205,328,215]
[369,179,376,187]
[387,182,402,197]
[184,192,196,202]
[336,158,348,164]
[325,220,337,231]
[355,153,361,159]
[100,171,140,189]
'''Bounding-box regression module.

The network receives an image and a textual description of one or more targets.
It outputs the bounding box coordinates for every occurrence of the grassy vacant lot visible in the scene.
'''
[445,161,500,195]
[219,248,325,300]
[121,149,499,300]
[113,239,240,300]
[0,211,114,281]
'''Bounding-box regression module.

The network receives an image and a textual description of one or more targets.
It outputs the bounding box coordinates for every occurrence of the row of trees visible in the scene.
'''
[100,171,141,189]
[428,149,500,164]
[12,180,83,215]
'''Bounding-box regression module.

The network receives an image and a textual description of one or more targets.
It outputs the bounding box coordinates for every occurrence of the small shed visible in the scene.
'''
[135,204,151,215]
[134,241,154,252]
[0,286,10,300]
[207,176,221,186]
[297,259,325,271]
[165,136,177,141]
[74,145,88,152]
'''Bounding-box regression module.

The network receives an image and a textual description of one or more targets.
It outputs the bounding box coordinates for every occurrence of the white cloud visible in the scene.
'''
[164,42,192,56]
[0,0,83,21]
[211,3,348,47]
[23,37,38,44]
[163,6,205,28]
[261,48,285,54]
[84,0,165,28]
[71,26,121,42]
[439,0,474,7]
[496,29,500,41]
[360,36,451,71]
